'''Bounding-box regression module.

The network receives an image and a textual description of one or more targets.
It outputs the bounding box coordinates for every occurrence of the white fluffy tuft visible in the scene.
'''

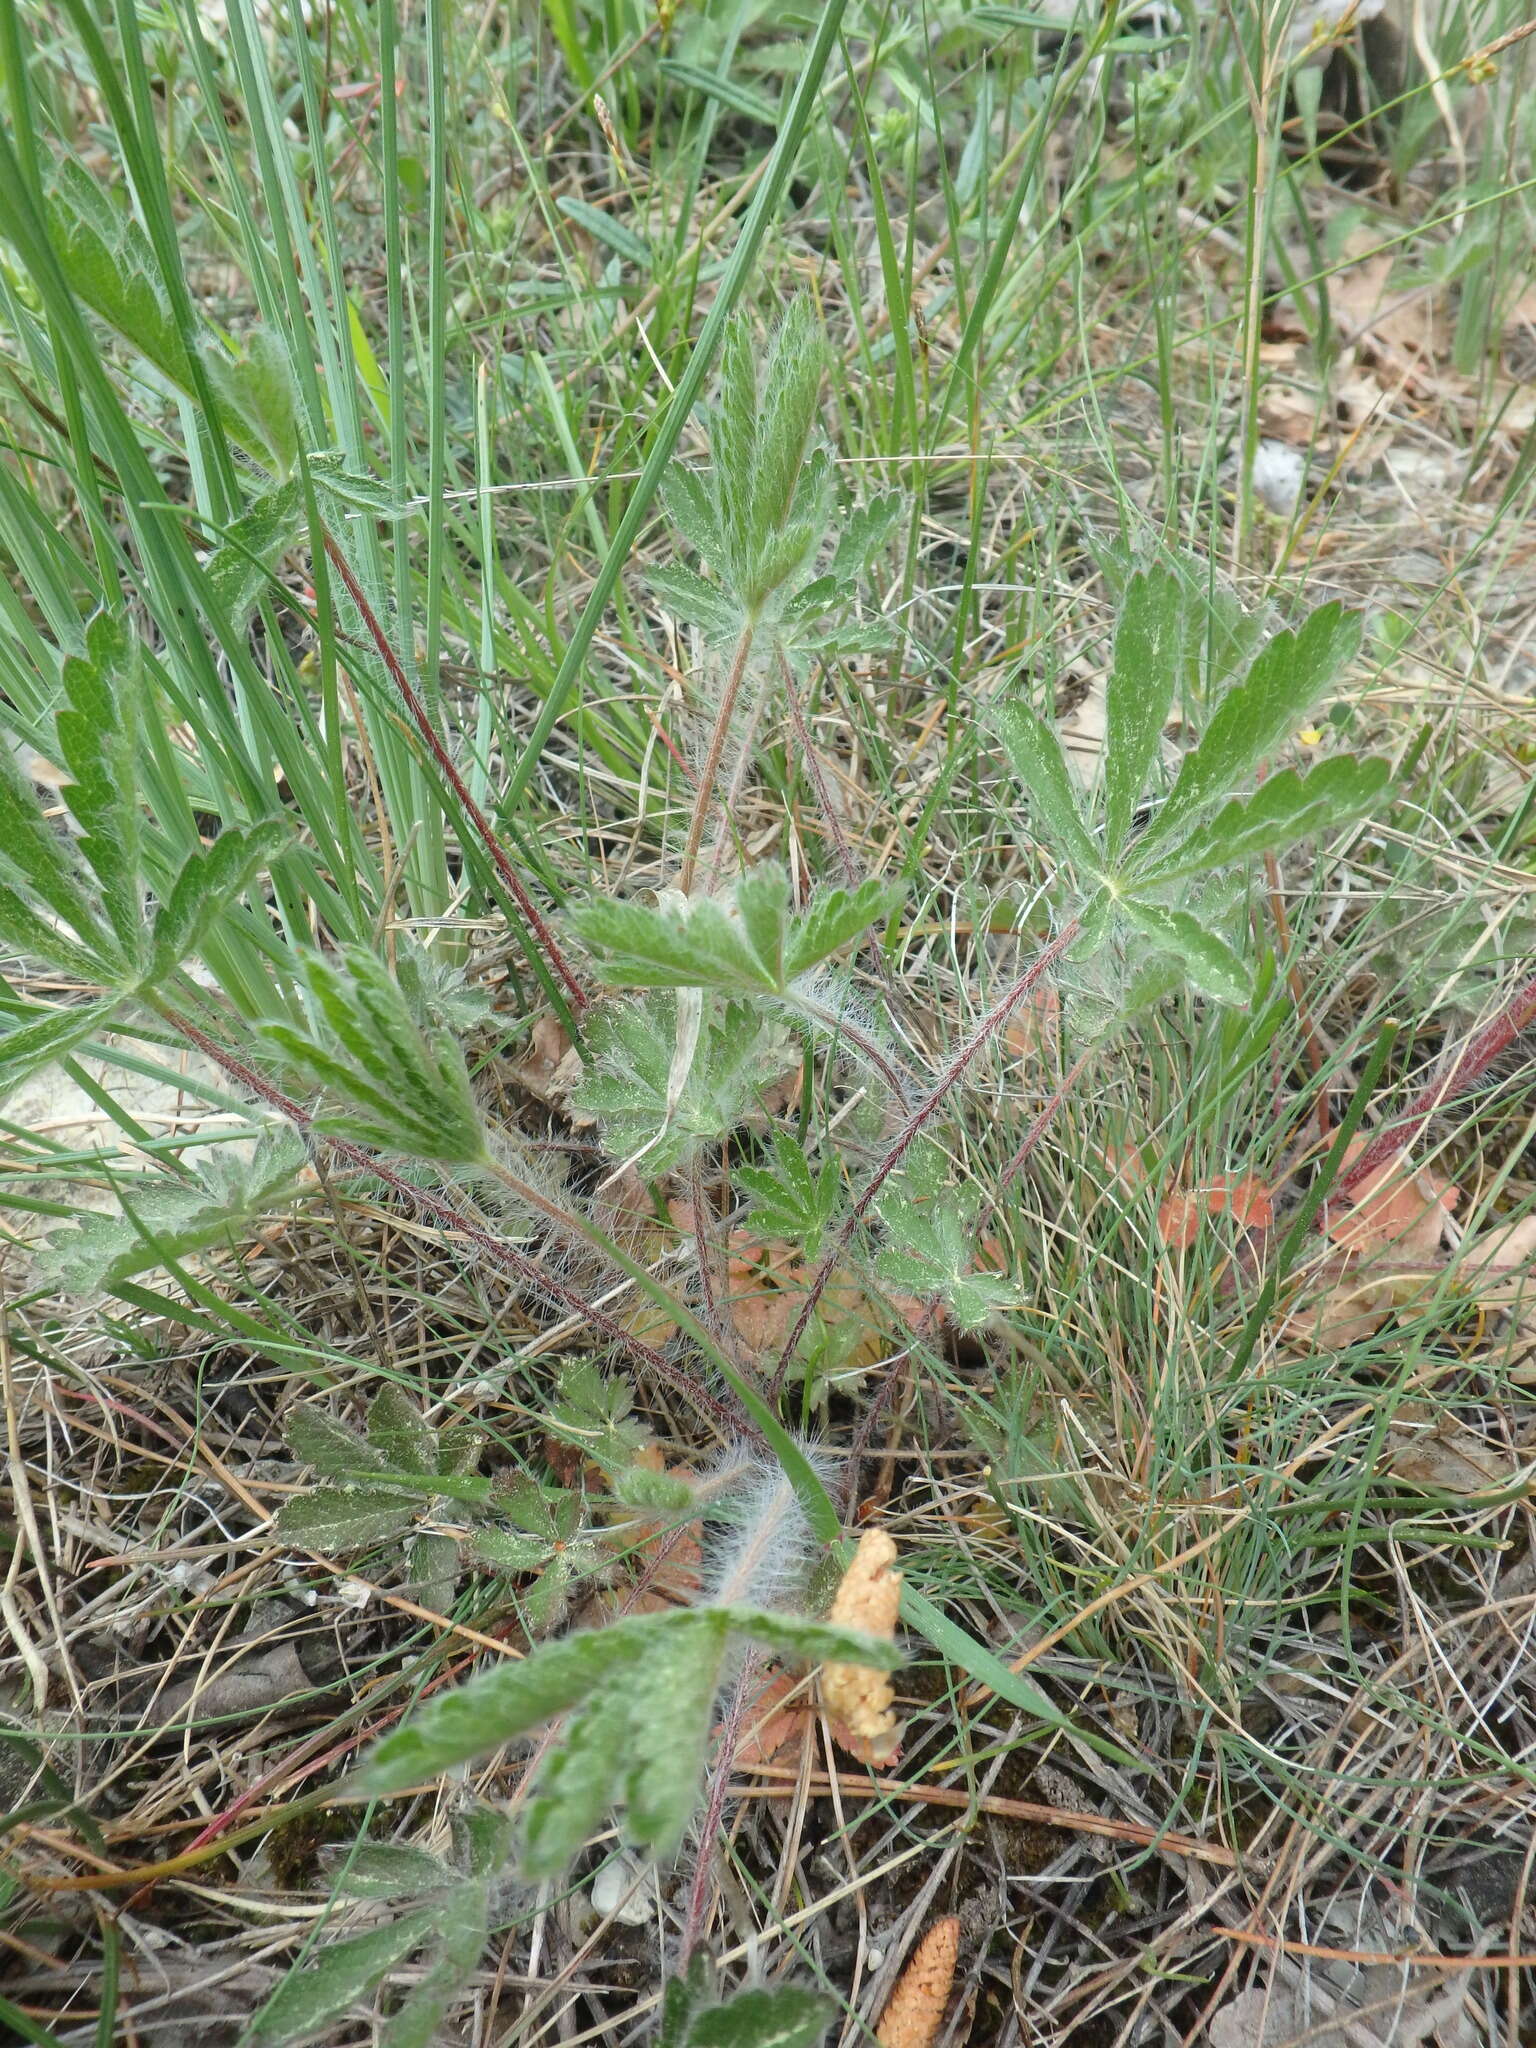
[696,1438,840,1611]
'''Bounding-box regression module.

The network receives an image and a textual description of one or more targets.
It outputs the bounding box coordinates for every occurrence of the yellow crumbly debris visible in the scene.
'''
[875,1915,961,2048]
[820,1528,902,1763]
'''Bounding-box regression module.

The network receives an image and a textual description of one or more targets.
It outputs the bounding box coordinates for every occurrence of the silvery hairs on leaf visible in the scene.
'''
[997,562,1386,1023]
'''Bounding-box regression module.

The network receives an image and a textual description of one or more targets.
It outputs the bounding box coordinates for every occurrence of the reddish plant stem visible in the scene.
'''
[780,651,906,1013]
[320,531,589,1015]
[157,1007,748,1439]
[680,1657,759,1962]
[1335,968,1536,1199]
[678,620,755,893]
[767,921,1081,1398]
[778,654,861,890]
[991,1046,1095,1207]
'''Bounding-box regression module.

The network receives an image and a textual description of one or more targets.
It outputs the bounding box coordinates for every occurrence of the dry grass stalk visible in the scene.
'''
[821,1527,902,1763]
[875,1914,961,2048]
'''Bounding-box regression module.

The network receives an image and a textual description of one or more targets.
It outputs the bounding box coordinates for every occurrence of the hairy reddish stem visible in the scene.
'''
[320,531,589,1014]
[1336,969,1536,1198]
[157,1006,747,1438]
[767,921,1081,1397]
[678,620,755,894]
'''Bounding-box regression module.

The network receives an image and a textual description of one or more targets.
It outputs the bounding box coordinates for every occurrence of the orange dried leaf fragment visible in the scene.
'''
[875,1915,961,2048]
[1326,1139,1459,1261]
[1157,1174,1273,1250]
[821,1528,902,1764]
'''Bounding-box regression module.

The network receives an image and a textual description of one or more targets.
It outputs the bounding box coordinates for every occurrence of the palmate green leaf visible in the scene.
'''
[646,562,744,642]
[366,1385,438,1476]
[286,1404,380,1478]
[36,1124,309,1291]
[576,881,785,993]
[1135,602,1364,859]
[359,1602,895,1875]
[1117,899,1251,1005]
[1127,754,1392,883]
[249,1904,442,2046]
[687,1987,835,2048]
[55,615,143,959]
[577,867,900,996]
[1103,566,1183,861]
[875,1186,1020,1332]
[574,996,788,1172]
[737,1132,841,1260]
[273,1486,420,1553]
[0,1000,117,1101]
[259,947,487,1165]
[995,703,1102,876]
[205,479,306,626]
[783,876,904,978]
[355,1618,658,1793]
[148,819,288,982]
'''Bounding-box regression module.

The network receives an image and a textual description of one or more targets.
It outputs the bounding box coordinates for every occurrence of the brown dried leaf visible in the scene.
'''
[875,1916,961,2048]
[1326,1139,1459,1261]
[822,1528,902,1764]
[511,1014,584,1113]
[731,1665,805,1768]
[1158,1175,1274,1251]
[1384,1401,1521,1497]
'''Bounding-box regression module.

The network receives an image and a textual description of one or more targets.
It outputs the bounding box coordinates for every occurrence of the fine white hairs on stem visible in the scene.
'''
[695,1440,839,1612]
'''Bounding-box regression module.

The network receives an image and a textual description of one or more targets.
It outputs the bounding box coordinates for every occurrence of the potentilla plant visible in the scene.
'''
[0,282,1404,2034]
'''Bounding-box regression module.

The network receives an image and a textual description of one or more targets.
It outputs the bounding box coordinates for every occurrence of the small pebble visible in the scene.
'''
[592,1851,651,1925]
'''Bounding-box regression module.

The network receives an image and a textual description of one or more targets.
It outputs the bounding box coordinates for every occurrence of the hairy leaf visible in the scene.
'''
[783,876,904,978]
[37,1125,308,1292]
[367,1385,438,1476]
[1136,603,1363,857]
[1117,899,1251,1006]
[257,946,487,1164]
[249,1906,441,2045]
[737,1133,842,1260]
[646,562,745,642]
[329,1843,459,1901]
[205,480,305,626]
[286,1404,380,1478]
[55,615,143,959]
[355,1619,659,1792]
[1128,753,1391,882]
[688,1986,834,2048]
[273,1486,420,1553]
[0,999,117,1100]
[1103,566,1182,860]
[149,819,288,982]
[573,995,786,1171]
[995,702,1101,875]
